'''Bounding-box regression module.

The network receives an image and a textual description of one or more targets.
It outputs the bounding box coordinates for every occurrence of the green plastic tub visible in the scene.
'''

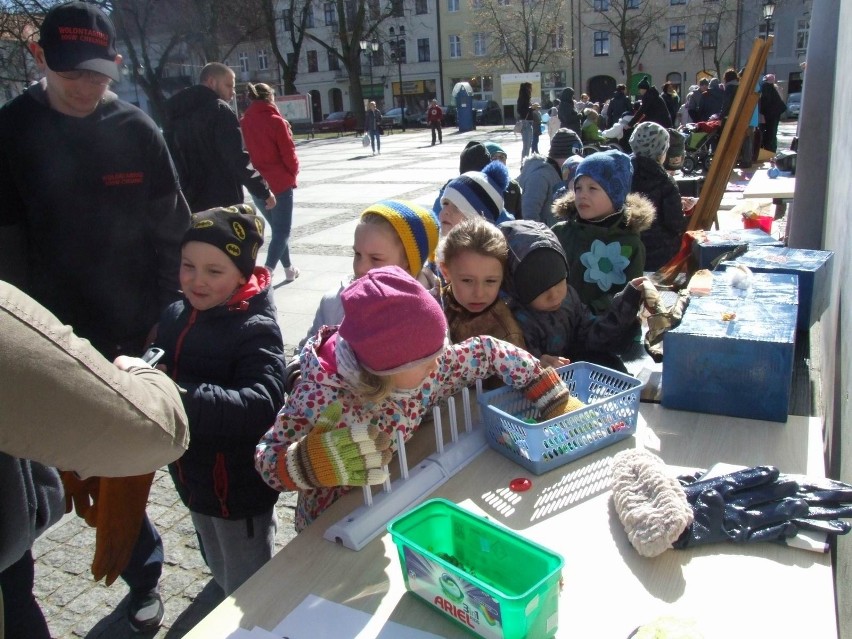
[387,499,564,639]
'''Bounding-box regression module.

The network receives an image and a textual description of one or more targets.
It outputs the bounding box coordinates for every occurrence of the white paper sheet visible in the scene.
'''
[271,594,445,639]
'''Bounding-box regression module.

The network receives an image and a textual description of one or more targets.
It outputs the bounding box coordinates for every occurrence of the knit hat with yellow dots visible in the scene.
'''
[360,200,440,276]
[182,204,265,278]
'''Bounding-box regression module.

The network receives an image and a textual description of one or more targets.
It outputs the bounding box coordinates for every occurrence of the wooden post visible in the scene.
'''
[658,37,773,283]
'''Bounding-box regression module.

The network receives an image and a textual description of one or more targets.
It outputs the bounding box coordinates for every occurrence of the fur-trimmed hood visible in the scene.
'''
[551,190,656,234]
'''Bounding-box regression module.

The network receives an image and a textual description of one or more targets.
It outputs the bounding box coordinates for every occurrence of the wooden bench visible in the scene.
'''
[354,117,396,137]
[289,121,314,139]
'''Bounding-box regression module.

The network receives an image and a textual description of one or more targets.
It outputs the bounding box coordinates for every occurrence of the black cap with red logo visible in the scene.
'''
[39,2,119,82]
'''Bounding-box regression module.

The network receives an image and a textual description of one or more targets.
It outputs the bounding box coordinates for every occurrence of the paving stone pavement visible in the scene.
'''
[33,471,298,639]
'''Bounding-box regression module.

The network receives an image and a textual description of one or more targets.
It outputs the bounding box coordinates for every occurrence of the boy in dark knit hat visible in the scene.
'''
[151,204,286,596]
[499,220,650,371]
[551,149,655,314]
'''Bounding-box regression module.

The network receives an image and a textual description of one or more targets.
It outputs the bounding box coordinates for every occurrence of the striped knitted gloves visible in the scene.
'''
[279,402,393,490]
[523,366,585,422]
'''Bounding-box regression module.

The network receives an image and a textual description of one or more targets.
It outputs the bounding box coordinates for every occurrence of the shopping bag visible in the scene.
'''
[513,120,523,134]
[362,133,370,147]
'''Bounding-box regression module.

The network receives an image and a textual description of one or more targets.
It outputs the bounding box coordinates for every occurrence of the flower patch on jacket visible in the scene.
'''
[580,239,631,291]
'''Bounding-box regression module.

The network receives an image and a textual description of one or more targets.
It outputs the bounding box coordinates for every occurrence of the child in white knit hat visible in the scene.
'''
[438,160,515,235]
[256,265,580,531]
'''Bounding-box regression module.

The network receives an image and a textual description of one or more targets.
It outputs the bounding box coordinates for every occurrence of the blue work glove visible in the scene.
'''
[674,466,849,548]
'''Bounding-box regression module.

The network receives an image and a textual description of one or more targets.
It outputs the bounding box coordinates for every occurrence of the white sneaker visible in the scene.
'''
[284,266,300,282]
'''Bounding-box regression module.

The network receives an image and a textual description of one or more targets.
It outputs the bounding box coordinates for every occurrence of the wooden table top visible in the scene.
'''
[185,404,834,639]
[742,169,796,199]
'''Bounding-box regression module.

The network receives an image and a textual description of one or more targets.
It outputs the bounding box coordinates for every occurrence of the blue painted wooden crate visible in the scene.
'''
[692,228,784,269]
[661,273,798,423]
[723,246,833,330]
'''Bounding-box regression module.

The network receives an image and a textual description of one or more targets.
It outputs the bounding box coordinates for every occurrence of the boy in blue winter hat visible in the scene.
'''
[550,149,656,313]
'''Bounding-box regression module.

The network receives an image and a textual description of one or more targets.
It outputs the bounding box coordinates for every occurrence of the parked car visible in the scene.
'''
[418,105,458,127]
[383,107,422,127]
[785,92,801,119]
[314,111,357,132]
[473,100,502,125]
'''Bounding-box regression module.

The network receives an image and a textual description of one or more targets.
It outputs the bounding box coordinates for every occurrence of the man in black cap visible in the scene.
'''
[0,2,190,634]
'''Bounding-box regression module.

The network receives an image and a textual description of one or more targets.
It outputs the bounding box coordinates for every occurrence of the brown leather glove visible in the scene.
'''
[91,472,155,585]
[59,471,100,526]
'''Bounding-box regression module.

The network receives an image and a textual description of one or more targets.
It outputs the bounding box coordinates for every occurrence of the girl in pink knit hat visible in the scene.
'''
[256,265,578,530]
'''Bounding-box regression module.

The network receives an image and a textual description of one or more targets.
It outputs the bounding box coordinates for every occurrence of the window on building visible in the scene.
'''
[391,40,407,63]
[527,32,537,50]
[497,0,510,5]
[670,0,685,4]
[324,2,336,25]
[305,6,314,27]
[701,22,718,48]
[415,0,428,14]
[391,0,404,16]
[471,0,483,8]
[448,0,459,11]
[759,19,774,39]
[307,50,318,72]
[449,34,461,58]
[474,32,487,56]
[550,25,565,50]
[626,0,640,8]
[418,38,431,62]
[281,9,293,30]
[287,52,298,71]
[328,51,340,71]
[796,17,810,54]
[238,51,249,73]
[257,49,269,71]
[669,25,686,52]
[594,31,609,56]
[593,0,608,10]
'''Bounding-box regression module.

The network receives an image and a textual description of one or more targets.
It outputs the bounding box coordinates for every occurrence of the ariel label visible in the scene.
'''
[402,547,504,639]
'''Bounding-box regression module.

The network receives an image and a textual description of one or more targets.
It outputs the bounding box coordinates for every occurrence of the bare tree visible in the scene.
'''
[578,0,668,84]
[0,8,38,96]
[471,0,572,74]
[257,0,312,95]
[299,0,399,125]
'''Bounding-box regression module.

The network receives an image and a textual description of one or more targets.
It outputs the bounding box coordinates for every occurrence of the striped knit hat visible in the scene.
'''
[360,200,439,275]
[441,160,509,224]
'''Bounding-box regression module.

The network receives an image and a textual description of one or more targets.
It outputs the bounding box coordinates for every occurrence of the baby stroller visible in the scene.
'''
[680,119,722,174]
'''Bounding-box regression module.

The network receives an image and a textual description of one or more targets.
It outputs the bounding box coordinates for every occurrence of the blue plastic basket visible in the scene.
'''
[477,363,644,475]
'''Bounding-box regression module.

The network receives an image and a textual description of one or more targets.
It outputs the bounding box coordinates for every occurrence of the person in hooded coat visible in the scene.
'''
[628,76,672,129]
[558,87,583,135]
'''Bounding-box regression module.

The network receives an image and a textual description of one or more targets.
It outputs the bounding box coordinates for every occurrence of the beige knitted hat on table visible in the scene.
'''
[611,449,694,557]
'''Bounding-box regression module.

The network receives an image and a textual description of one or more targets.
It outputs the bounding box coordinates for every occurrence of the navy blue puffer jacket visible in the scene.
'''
[156,268,285,519]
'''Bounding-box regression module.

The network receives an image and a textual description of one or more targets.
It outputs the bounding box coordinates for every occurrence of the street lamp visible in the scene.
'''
[762,0,775,73]
[359,38,379,104]
[389,25,406,131]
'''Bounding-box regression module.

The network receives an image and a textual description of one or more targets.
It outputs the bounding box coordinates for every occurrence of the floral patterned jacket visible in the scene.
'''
[255,326,545,530]
[551,192,655,314]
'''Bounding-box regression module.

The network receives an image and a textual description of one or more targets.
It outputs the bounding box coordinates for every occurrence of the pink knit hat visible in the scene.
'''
[339,265,448,375]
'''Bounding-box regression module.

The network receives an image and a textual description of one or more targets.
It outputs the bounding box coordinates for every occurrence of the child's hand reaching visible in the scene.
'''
[279,402,393,490]
[540,354,571,369]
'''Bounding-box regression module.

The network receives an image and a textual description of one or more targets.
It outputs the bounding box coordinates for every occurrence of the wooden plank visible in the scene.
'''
[658,37,772,283]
